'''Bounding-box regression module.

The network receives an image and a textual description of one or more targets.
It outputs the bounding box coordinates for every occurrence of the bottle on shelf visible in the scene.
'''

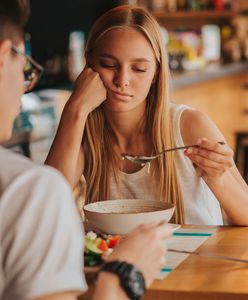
[167,0,177,11]
[149,0,167,11]
[186,0,200,10]
[68,31,85,82]
[202,25,221,63]
[177,0,186,10]
[213,0,224,11]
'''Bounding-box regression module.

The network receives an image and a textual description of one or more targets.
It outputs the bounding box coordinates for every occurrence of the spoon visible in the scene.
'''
[121,142,225,166]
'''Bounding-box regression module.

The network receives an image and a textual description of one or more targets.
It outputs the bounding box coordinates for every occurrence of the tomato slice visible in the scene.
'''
[108,235,121,248]
[97,239,109,252]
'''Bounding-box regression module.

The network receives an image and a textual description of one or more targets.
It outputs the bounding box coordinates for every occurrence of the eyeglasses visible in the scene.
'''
[11,45,44,93]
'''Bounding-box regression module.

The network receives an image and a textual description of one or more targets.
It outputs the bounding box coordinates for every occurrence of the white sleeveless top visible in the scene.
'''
[109,104,223,225]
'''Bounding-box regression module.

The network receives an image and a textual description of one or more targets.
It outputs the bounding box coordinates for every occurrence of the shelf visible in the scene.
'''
[152,10,236,19]
[152,10,237,29]
[171,61,248,89]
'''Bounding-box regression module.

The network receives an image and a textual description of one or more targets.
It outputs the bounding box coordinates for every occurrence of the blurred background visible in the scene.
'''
[2,0,248,182]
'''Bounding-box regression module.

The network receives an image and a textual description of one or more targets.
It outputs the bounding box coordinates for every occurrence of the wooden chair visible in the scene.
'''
[235,131,248,183]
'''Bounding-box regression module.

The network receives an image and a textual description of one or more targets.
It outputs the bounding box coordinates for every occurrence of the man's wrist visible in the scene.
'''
[96,272,129,300]
[99,261,146,300]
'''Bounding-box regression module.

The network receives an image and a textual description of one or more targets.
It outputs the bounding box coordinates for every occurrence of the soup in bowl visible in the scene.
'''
[84,199,175,235]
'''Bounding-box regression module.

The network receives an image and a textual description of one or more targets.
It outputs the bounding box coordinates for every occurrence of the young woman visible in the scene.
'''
[46,5,248,225]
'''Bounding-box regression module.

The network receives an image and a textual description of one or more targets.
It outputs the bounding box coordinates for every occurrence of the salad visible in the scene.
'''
[84,231,121,267]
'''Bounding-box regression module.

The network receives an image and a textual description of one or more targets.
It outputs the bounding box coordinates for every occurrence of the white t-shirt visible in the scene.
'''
[0,147,87,300]
[109,104,223,225]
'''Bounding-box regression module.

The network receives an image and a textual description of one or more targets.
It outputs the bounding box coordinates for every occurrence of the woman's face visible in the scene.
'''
[91,28,157,113]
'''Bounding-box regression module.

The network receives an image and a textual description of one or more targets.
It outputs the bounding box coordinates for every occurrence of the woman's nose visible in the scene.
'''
[113,68,130,89]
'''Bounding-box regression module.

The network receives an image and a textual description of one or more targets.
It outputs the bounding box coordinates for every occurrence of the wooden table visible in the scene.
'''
[80,225,248,300]
[144,225,248,300]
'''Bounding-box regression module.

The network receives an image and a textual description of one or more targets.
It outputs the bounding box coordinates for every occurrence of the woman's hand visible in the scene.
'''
[184,138,234,183]
[105,222,172,287]
[69,67,107,115]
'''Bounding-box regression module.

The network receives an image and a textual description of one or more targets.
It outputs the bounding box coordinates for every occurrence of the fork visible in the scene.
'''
[121,141,225,166]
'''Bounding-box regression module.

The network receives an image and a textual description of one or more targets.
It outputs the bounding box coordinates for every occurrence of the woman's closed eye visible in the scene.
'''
[99,61,147,73]
[133,67,147,73]
[132,63,148,73]
[99,61,117,69]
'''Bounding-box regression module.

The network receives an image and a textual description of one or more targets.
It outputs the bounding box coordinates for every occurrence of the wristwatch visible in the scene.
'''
[99,260,146,300]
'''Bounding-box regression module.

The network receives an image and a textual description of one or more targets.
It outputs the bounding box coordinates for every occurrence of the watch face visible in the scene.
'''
[128,268,145,297]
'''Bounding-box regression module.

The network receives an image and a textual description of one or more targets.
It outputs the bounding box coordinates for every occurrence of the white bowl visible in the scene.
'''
[84,199,175,235]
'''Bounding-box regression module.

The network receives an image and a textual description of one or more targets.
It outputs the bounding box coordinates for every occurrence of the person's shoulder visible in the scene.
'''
[19,162,72,197]
[27,163,70,188]
[0,147,70,193]
[181,108,209,126]
[180,109,223,144]
[0,146,43,176]
[170,103,193,118]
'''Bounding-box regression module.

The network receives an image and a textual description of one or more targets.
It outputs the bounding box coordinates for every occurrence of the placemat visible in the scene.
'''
[157,227,217,280]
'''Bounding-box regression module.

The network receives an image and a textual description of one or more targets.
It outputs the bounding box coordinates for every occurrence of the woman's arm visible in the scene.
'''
[181,109,248,225]
[45,68,106,188]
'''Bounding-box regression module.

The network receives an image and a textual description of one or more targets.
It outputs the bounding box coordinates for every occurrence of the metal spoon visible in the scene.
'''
[121,142,225,166]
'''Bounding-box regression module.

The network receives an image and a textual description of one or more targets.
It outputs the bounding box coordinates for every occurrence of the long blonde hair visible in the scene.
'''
[83,5,185,224]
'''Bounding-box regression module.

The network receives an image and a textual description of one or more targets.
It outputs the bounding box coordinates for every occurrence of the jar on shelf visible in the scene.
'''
[149,0,167,11]
[186,0,200,10]
[167,0,177,11]
[213,0,224,10]
[177,0,186,10]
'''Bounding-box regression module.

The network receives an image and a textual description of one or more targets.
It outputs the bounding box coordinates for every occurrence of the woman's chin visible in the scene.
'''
[103,97,146,113]
[103,100,132,112]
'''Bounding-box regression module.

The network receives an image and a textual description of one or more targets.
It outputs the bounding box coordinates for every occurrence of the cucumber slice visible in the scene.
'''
[85,237,103,257]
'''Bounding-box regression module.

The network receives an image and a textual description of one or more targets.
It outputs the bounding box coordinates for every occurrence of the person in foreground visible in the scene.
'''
[0,1,172,300]
[46,5,248,226]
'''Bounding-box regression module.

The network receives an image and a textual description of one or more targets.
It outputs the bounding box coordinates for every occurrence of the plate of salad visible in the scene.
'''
[83,224,181,276]
[84,231,122,275]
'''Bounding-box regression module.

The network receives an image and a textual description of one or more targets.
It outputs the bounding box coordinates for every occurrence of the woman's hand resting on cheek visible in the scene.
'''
[68,67,107,115]
[184,138,234,184]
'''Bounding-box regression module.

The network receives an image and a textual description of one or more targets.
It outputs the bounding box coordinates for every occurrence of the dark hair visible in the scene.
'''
[0,0,30,43]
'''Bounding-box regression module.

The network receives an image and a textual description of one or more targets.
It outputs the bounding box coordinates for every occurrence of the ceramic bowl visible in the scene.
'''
[84,199,175,235]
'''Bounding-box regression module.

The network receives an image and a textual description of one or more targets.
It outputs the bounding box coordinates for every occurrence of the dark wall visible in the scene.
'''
[26,0,120,88]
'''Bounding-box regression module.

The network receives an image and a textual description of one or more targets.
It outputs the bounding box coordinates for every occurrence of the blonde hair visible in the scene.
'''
[83,5,185,224]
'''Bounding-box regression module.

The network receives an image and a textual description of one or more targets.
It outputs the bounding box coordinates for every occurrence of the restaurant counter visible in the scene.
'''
[171,61,248,89]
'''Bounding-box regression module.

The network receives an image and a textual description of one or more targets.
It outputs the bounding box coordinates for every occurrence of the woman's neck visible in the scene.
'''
[104,102,153,163]
[103,102,153,173]
[104,103,146,146]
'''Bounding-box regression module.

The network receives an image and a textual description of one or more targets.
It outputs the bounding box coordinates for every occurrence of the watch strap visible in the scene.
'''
[99,260,145,300]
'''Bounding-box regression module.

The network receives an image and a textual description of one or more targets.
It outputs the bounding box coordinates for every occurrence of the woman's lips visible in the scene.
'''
[109,89,133,98]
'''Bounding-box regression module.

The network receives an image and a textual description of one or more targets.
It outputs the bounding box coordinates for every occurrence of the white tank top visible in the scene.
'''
[109,103,223,225]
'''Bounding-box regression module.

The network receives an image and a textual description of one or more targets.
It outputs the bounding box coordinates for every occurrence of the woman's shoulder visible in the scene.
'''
[181,107,208,125]
[180,107,224,145]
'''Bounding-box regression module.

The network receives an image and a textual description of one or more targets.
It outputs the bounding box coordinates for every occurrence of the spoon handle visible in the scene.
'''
[157,141,225,156]
[157,144,199,156]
